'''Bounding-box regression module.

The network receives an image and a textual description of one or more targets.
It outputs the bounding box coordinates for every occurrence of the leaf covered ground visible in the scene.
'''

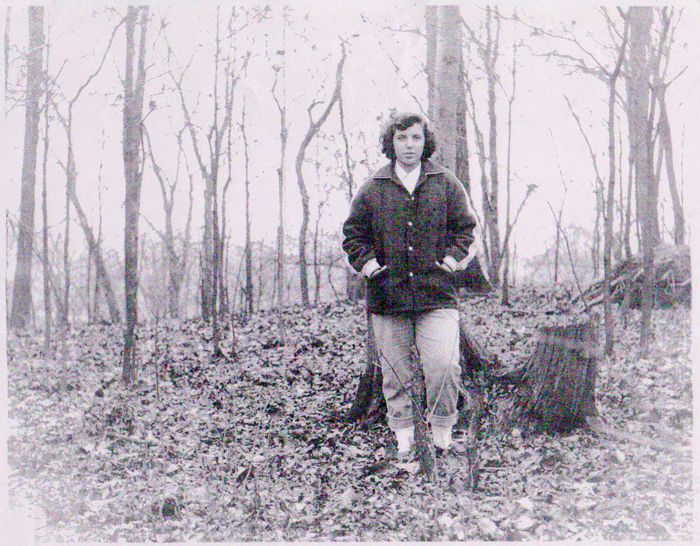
[6,286,694,541]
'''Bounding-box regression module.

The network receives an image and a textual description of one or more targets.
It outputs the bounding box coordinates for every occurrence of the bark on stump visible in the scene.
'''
[499,321,599,434]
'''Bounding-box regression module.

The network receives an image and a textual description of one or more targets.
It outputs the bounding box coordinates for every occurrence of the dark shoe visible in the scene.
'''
[435,441,466,457]
[435,442,467,471]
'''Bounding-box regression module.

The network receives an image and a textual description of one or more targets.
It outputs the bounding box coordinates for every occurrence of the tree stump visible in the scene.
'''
[499,320,599,434]
[345,308,386,426]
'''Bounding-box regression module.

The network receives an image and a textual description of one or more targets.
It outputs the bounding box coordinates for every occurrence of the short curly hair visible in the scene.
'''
[380,112,436,161]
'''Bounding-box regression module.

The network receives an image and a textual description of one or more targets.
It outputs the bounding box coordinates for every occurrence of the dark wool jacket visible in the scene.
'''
[342,159,476,315]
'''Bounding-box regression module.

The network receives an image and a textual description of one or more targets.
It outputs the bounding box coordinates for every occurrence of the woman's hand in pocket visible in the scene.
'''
[368,265,388,279]
[362,258,388,279]
[435,255,458,273]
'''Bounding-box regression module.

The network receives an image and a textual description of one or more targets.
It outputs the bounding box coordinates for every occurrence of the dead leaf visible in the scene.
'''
[516,497,535,511]
[477,517,498,538]
[516,515,536,531]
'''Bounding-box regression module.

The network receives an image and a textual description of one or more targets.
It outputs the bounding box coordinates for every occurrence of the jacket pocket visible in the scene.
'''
[368,264,390,282]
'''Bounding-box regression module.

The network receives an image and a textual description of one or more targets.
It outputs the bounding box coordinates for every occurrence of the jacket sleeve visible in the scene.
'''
[342,181,377,273]
[445,173,477,263]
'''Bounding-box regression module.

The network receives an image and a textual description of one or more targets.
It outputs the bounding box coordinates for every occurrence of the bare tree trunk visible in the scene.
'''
[10,6,44,330]
[485,7,502,287]
[627,6,654,354]
[294,44,346,306]
[455,48,470,193]
[240,96,254,318]
[624,155,634,260]
[41,19,51,350]
[593,182,603,278]
[553,218,561,283]
[311,151,328,307]
[464,8,501,287]
[501,41,517,304]
[426,5,470,198]
[337,89,360,302]
[603,12,630,357]
[645,8,672,248]
[273,81,287,339]
[144,128,186,319]
[93,144,104,322]
[170,9,247,324]
[122,6,148,385]
[47,237,66,323]
[86,233,92,323]
[431,7,489,289]
[616,120,624,262]
[212,180,221,349]
[66,165,121,323]
[54,109,121,324]
[432,5,460,170]
[654,8,685,246]
[466,83,490,269]
[210,8,223,350]
[271,7,291,340]
[52,16,124,326]
[62,159,71,329]
[257,241,265,312]
[425,6,437,124]
[182,146,194,318]
[200,181,214,318]
[313,214,322,306]
[327,257,339,301]
[221,160,231,320]
[297,182,311,306]
[657,86,684,245]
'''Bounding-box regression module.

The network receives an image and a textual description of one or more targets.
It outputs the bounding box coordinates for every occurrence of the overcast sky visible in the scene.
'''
[3,1,699,280]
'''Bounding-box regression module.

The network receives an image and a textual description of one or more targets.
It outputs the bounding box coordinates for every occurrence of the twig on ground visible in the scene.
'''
[585,415,688,455]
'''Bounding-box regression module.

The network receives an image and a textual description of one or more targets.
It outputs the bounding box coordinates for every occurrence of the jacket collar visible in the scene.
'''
[372,159,445,180]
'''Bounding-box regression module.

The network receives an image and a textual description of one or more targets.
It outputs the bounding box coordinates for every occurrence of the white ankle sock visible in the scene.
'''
[432,425,453,450]
[395,426,415,453]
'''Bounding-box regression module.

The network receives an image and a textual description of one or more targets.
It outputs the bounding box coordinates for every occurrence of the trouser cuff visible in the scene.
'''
[388,415,415,431]
[427,411,458,428]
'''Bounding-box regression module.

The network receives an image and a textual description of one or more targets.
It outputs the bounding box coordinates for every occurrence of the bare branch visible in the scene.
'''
[547,201,587,308]
[360,12,423,37]
[503,183,537,250]
[143,125,171,208]
[380,44,428,117]
[70,17,126,105]
[564,94,604,188]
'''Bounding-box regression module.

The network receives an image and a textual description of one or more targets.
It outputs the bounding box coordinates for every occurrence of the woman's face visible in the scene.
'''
[393,123,425,171]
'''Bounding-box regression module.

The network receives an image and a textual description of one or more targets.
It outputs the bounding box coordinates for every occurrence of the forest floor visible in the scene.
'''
[5,286,694,542]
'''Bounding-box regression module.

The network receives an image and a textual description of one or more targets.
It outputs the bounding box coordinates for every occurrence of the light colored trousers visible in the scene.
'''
[371,308,461,431]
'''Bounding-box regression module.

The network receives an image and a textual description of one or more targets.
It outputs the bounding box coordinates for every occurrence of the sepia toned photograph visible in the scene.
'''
[3,1,697,542]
